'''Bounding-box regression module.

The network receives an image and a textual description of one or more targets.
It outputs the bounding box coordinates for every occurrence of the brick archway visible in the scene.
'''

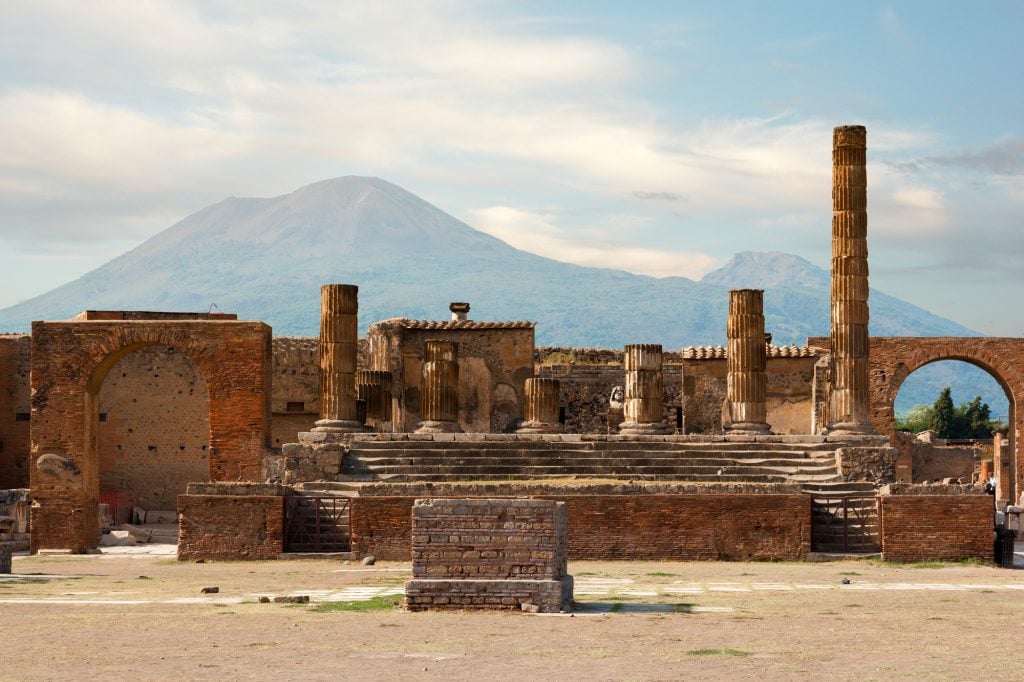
[870,337,1024,501]
[30,319,272,552]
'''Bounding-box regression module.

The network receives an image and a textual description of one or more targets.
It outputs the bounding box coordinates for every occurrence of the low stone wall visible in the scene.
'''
[351,485,811,562]
[177,483,287,560]
[836,446,900,484]
[405,498,572,612]
[879,493,992,563]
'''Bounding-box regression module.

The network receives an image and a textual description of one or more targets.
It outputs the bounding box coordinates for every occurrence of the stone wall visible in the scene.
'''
[97,345,209,511]
[270,337,320,447]
[879,493,992,562]
[351,486,811,561]
[405,498,572,612]
[836,446,899,485]
[177,483,288,560]
[0,335,30,489]
[368,320,535,433]
[537,348,817,435]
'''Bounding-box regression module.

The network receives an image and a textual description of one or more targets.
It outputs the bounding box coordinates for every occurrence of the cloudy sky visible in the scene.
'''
[1,1,1022,334]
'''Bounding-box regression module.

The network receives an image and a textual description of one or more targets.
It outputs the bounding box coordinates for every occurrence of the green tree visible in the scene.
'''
[962,395,993,439]
[895,404,935,433]
[931,387,955,438]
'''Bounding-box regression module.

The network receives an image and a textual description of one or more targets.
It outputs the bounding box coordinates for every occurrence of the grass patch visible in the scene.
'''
[646,572,677,577]
[598,596,640,602]
[314,595,402,612]
[686,648,751,657]
[610,603,623,613]
[838,571,861,576]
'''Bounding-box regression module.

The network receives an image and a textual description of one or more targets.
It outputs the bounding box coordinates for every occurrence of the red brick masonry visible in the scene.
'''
[353,493,812,562]
[880,494,992,563]
[177,494,284,560]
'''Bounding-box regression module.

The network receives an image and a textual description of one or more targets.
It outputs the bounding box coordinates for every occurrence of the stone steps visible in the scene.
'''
[347,450,828,463]
[351,439,839,454]
[342,471,842,484]
[341,439,844,485]
[346,462,839,478]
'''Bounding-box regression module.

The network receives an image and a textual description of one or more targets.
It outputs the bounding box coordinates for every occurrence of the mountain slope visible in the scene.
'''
[0,177,977,352]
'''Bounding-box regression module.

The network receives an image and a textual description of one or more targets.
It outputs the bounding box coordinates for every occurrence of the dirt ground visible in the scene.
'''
[2,552,1023,681]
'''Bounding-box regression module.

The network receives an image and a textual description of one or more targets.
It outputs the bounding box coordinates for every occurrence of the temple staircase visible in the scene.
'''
[340,439,844,485]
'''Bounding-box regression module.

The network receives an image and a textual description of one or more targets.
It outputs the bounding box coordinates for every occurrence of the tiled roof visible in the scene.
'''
[681,345,819,360]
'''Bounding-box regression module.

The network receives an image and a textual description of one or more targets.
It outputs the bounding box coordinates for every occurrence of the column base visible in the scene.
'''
[726,422,773,436]
[311,419,365,433]
[619,421,671,435]
[516,421,564,434]
[415,419,463,434]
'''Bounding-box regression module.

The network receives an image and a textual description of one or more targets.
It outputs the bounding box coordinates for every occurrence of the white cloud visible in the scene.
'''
[469,205,720,279]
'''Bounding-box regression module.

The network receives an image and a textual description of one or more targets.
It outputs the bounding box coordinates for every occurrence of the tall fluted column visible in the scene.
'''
[726,289,771,435]
[517,378,563,434]
[313,284,363,433]
[356,369,393,431]
[416,340,462,433]
[829,125,875,435]
[619,344,670,435]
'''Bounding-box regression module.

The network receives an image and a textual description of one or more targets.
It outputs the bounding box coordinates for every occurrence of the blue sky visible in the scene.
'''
[1,1,1021,334]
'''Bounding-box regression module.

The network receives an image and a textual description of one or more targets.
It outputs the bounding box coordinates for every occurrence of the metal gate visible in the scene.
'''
[811,495,880,554]
[285,495,350,552]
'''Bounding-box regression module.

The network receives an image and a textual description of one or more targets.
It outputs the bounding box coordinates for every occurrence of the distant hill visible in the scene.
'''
[0,175,999,415]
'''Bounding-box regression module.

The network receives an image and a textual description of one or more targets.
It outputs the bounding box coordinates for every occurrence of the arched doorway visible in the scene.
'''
[870,337,1024,503]
[96,344,210,524]
[30,318,271,552]
[892,359,1008,484]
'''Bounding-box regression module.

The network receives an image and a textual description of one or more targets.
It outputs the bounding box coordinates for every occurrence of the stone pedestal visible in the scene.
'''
[356,369,393,431]
[619,344,670,435]
[828,126,876,436]
[313,284,363,433]
[405,499,573,613]
[517,378,563,434]
[726,289,772,435]
[416,340,462,433]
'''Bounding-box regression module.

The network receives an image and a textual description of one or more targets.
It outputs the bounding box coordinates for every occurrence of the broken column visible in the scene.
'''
[829,125,876,435]
[619,344,670,435]
[416,340,462,433]
[517,378,563,434]
[726,289,771,435]
[356,370,393,431]
[313,284,363,433]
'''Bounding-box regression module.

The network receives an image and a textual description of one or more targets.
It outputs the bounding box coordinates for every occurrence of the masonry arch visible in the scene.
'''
[30,319,272,552]
[870,337,1024,502]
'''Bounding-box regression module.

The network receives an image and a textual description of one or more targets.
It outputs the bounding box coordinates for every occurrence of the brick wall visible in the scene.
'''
[352,492,811,561]
[97,345,209,510]
[0,335,30,489]
[880,494,992,562]
[30,319,271,552]
[406,498,571,612]
[411,498,567,579]
[811,334,1024,501]
[177,494,284,560]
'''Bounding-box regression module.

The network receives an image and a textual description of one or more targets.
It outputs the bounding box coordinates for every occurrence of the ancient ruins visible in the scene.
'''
[0,125,1011,607]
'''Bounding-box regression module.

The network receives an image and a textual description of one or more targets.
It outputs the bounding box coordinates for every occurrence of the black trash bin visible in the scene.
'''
[994,527,1017,567]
